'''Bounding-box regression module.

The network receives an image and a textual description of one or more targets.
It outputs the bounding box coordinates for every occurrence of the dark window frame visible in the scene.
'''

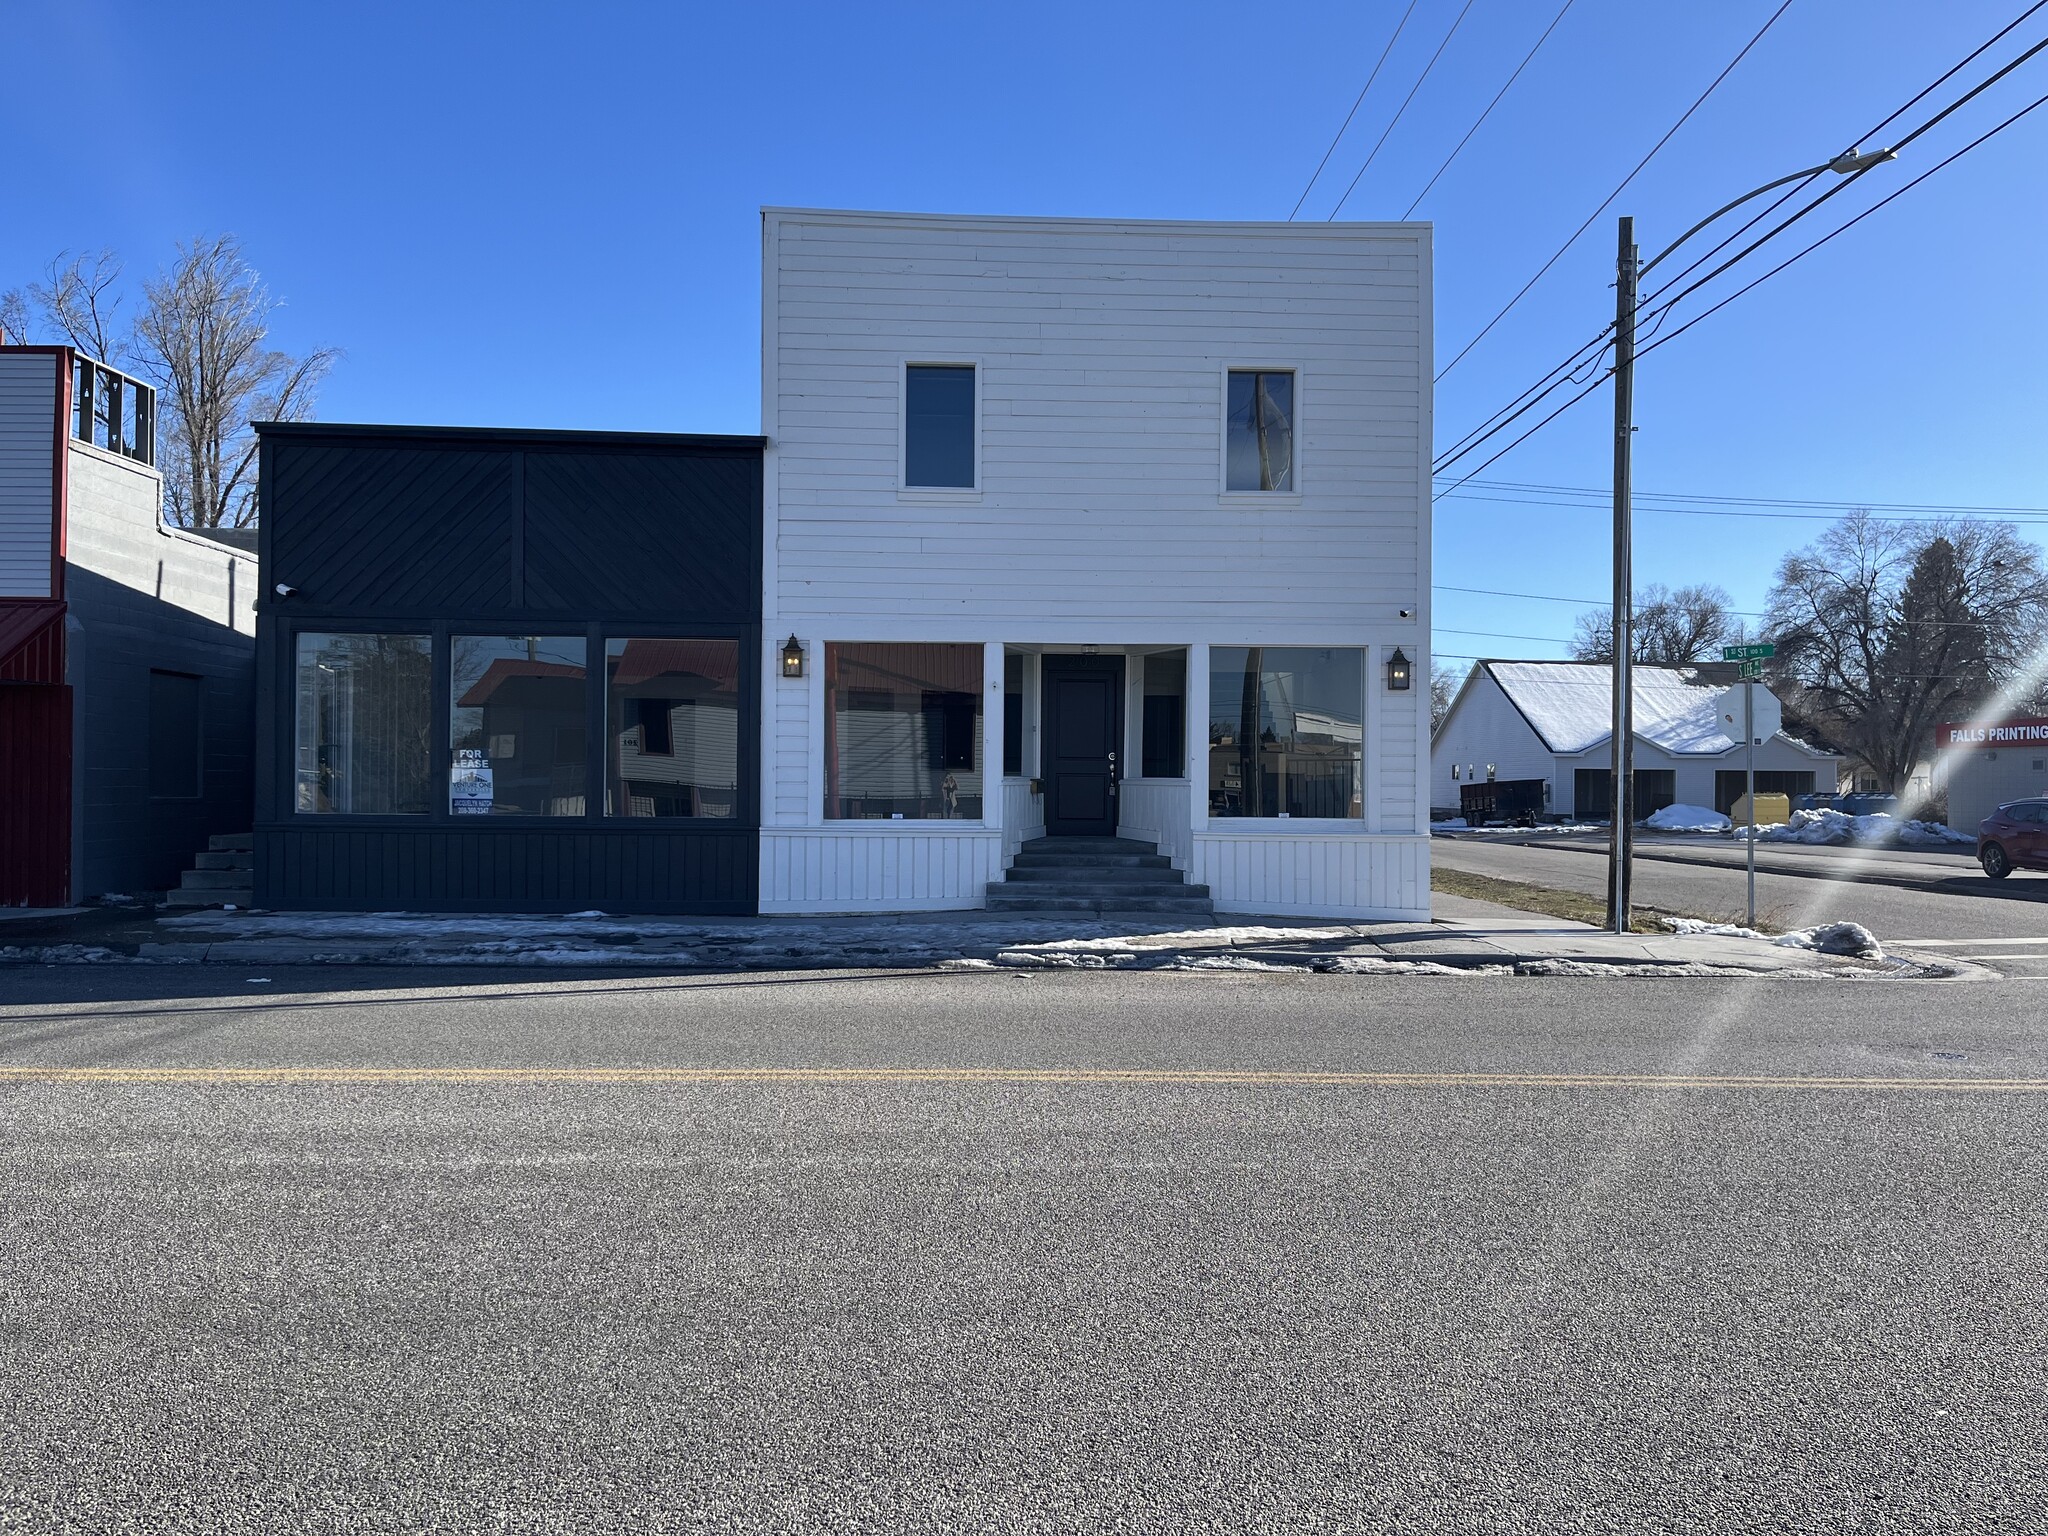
[1224,369,1298,495]
[903,363,978,491]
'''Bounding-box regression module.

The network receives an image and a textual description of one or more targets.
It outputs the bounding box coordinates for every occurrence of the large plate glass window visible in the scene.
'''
[605,638,740,817]
[1225,370,1294,492]
[905,364,975,489]
[1207,647,1362,818]
[826,643,984,820]
[449,636,588,816]
[294,633,433,814]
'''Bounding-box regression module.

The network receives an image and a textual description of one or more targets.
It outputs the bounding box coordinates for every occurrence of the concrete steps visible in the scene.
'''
[165,831,253,909]
[986,835,1213,916]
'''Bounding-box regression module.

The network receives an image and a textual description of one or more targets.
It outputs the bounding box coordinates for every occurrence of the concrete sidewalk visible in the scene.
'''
[0,895,1964,978]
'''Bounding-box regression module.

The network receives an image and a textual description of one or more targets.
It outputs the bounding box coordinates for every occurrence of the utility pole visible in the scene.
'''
[1745,677,1758,928]
[1607,216,1638,935]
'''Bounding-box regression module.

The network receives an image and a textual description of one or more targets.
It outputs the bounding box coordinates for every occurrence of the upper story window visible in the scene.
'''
[905,364,976,489]
[1226,370,1294,493]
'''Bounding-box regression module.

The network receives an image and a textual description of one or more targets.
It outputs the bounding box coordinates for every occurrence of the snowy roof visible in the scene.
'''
[1487,661,1748,756]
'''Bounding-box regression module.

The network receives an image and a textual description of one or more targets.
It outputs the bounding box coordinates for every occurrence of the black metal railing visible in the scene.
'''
[72,355,155,466]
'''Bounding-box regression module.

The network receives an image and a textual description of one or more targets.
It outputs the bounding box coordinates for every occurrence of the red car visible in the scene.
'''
[1978,799,2048,878]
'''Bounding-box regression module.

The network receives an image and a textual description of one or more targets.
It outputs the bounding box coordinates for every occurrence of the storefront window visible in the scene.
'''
[825,643,983,820]
[605,638,740,817]
[1208,647,1363,819]
[294,633,433,814]
[449,636,587,816]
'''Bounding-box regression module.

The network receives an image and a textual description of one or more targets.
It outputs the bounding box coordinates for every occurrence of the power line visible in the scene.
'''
[1437,491,2048,527]
[1289,0,1421,220]
[1640,0,2048,306]
[1431,31,2048,488]
[1434,0,1793,382]
[1328,0,1478,220]
[1401,0,1576,219]
[1636,32,2048,332]
[1631,84,2048,370]
[1446,477,2048,516]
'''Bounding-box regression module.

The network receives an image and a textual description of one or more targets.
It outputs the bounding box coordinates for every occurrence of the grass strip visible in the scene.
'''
[1431,865,1673,934]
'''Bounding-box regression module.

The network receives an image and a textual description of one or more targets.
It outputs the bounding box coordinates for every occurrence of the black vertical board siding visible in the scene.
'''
[254,425,765,915]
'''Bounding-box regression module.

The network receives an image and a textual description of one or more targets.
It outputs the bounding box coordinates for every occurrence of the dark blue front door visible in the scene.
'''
[1041,656,1123,836]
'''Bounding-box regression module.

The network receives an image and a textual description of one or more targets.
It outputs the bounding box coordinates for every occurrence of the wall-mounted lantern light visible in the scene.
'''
[781,635,805,679]
[1452,764,1461,780]
[1386,646,1413,692]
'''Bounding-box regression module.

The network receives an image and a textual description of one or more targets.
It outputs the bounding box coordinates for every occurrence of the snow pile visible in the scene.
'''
[1774,921,1883,959]
[1758,810,1973,847]
[1645,803,1732,833]
[1663,917,1769,940]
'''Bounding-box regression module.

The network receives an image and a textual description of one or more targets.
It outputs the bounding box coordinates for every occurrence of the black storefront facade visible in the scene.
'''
[253,424,764,913]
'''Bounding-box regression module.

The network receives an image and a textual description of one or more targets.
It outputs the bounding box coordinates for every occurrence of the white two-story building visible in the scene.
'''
[757,209,1432,919]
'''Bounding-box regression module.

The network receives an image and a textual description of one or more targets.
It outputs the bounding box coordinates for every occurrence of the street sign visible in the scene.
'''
[1737,659,1764,680]
[1723,642,1776,661]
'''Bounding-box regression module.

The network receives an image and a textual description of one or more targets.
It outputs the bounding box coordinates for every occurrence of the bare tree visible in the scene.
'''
[1764,512,2048,793]
[31,250,130,363]
[0,288,28,347]
[7,237,337,527]
[1430,662,1462,734]
[131,236,339,528]
[1571,583,1739,664]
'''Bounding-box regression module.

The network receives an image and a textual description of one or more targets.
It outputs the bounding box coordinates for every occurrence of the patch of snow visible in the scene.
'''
[1774,921,1883,959]
[1663,917,1768,940]
[1488,662,1747,755]
[1645,803,1731,833]
[1758,810,1973,847]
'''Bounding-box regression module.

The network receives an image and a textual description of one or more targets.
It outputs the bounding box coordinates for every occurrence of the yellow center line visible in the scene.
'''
[0,1066,2042,1092]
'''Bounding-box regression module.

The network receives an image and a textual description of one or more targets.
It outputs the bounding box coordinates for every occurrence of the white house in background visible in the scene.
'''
[1430,659,1839,821]
[758,208,1432,918]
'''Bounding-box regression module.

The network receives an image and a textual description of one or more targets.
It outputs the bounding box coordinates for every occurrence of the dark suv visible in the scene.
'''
[1978,799,2048,878]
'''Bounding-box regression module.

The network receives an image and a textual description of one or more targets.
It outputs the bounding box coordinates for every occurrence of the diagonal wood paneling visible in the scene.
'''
[522,450,758,619]
[270,444,518,611]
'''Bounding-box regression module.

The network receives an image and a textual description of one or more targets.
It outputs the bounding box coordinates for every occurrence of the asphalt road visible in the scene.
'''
[1433,830,2048,964]
[4,963,2046,1533]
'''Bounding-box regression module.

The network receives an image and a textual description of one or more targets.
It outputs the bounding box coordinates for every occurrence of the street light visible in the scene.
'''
[1605,146,1897,934]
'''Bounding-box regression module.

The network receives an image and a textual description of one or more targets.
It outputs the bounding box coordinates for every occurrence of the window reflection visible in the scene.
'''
[449,636,588,816]
[826,643,983,819]
[606,638,740,817]
[294,633,433,814]
[1208,647,1362,818]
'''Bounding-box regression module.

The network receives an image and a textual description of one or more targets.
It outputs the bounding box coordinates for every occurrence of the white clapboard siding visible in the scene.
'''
[765,211,1426,632]
[0,352,58,597]
[1116,778,1192,869]
[759,829,1005,913]
[761,211,1433,918]
[1192,833,1430,921]
[1001,777,1045,860]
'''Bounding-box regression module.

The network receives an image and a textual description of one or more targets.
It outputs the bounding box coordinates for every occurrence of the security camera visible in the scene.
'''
[1398,608,1413,619]
[273,583,297,598]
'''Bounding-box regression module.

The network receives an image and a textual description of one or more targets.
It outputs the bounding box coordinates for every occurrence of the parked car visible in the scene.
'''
[1977,799,2048,878]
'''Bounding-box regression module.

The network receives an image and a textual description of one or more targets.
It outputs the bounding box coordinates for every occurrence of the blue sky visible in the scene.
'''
[9,1,2046,671]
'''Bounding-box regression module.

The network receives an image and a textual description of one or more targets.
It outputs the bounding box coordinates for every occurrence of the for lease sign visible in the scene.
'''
[1938,717,2048,748]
